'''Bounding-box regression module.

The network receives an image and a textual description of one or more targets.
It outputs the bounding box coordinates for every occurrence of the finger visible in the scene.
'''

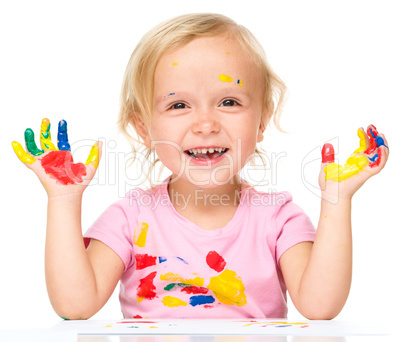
[40,118,57,151]
[369,133,389,169]
[321,143,334,163]
[85,141,102,169]
[12,141,36,165]
[364,124,378,155]
[24,128,44,156]
[57,119,71,151]
[353,127,368,154]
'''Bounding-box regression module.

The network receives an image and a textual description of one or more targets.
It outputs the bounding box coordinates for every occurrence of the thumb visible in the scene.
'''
[319,143,335,187]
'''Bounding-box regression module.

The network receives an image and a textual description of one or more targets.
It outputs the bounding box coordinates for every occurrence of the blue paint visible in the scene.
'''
[369,154,379,162]
[369,128,376,138]
[189,295,215,306]
[176,257,189,264]
[159,256,167,263]
[275,325,291,328]
[375,136,388,149]
[57,120,71,151]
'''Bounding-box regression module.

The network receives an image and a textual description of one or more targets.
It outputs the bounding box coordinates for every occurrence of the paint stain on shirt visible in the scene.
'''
[162,296,187,307]
[206,251,227,272]
[207,269,247,307]
[134,222,149,247]
[137,271,157,302]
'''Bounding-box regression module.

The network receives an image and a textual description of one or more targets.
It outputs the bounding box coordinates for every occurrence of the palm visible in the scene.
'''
[12,118,101,197]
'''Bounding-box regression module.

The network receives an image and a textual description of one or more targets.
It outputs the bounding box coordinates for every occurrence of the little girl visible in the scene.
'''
[12,13,388,320]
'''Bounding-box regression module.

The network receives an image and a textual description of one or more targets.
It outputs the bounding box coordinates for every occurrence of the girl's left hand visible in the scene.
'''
[318,124,389,201]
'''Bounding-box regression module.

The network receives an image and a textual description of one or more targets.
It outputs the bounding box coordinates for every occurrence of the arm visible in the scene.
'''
[280,125,389,320]
[13,118,124,319]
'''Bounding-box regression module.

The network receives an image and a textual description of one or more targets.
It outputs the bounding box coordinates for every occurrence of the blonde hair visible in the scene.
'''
[118,13,287,194]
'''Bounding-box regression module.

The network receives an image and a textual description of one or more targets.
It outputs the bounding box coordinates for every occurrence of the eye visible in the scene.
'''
[220,99,238,107]
[169,102,188,110]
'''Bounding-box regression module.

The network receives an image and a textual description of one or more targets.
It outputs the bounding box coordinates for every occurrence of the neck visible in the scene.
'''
[167,175,242,212]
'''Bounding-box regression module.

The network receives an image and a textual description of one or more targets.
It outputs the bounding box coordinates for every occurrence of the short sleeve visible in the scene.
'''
[274,193,316,265]
[83,195,139,271]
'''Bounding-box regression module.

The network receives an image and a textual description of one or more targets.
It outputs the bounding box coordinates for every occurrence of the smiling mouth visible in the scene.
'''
[185,148,229,160]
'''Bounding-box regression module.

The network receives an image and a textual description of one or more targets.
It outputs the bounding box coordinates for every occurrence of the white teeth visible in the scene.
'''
[188,147,227,155]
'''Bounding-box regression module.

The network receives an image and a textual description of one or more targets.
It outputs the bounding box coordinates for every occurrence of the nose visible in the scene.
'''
[191,108,220,135]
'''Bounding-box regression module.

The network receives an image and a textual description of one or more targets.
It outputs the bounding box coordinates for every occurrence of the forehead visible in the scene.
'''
[154,35,263,86]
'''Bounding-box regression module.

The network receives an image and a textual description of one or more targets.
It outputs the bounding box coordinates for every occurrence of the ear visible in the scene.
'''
[257,103,274,143]
[132,119,152,149]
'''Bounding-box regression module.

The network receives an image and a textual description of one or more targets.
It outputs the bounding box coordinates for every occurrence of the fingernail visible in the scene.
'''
[322,143,335,163]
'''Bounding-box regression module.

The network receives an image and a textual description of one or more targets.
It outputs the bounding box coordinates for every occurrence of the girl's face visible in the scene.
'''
[149,35,266,188]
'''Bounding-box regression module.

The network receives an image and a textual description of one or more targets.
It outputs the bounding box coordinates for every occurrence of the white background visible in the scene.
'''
[1,0,401,330]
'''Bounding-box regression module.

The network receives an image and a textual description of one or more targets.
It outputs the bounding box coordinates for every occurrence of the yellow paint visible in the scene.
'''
[85,142,100,168]
[133,222,149,247]
[324,128,370,182]
[160,272,204,286]
[324,155,369,182]
[207,269,247,307]
[104,324,113,328]
[12,141,36,164]
[353,128,368,154]
[172,63,178,65]
[161,296,187,307]
[150,326,158,329]
[40,118,57,151]
[219,74,233,83]
[238,80,243,86]
[225,52,231,54]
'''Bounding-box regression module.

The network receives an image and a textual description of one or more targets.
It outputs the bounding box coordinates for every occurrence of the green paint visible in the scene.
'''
[41,122,51,140]
[60,316,70,320]
[24,128,43,156]
[164,283,187,291]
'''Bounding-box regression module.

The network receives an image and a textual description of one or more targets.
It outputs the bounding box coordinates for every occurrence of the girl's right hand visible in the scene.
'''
[12,118,102,198]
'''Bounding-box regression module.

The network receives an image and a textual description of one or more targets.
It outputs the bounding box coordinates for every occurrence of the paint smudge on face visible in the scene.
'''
[219,74,233,83]
[163,92,176,99]
[189,295,215,307]
[137,271,157,302]
[41,150,86,185]
[207,269,247,306]
[237,79,243,86]
[206,251,227,272]
[162,296,187,307]
[160,272,204,286]
[172,63,178,66]
[135,254,157,270]
[133,222,149,247]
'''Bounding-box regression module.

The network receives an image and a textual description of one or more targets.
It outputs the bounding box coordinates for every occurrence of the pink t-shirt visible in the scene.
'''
[84,175,316,319]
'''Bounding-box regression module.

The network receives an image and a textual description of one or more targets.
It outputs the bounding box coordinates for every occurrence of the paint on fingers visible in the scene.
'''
[12,141,36,164]
[321,143,335,163]
[40,118,57,151]
[24,128,44,156]
[57,120,71,151]
[85,142,100,169]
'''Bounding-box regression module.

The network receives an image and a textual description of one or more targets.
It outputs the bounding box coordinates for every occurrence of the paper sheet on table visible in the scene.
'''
[0,329,77,342]
[52,318,390,336]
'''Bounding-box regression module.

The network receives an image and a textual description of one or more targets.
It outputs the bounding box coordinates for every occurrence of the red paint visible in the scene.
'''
[135,254,157,270]
[204,305,214,308]
[369,147,382,168]
[365,124,379,155]
[133,315,143,319]
[181,286,209,294]
[206,251,226,272]
[136,271,157,301]
[41,150,86,185]
[117,320,158,324]
[321,143,334,163]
